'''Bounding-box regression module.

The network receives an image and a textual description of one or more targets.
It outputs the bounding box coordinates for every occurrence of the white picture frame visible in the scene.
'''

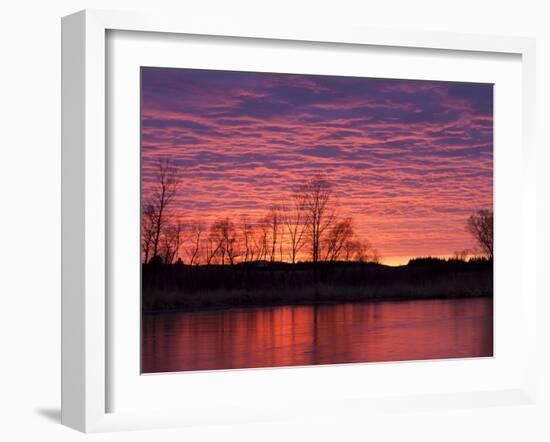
[61,9,537,433]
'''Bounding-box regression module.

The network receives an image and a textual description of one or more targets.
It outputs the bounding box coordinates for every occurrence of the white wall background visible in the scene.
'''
[0,1,548,441]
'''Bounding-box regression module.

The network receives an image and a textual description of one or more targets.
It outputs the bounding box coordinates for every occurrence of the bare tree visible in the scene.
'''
[203,234,222,266]
[147,157,180,260]
[282,199,308,264]
[160,221,184,264]
[365,247,381,264]
[466,210,493,259]
[297,175,335,263]
[279,226,285,262]
[324,218,354,261]
[210,218,238,265]
[342,239,360,262]
[141,203,156,264]
[255,216,270,262]
[342,239,379,263]
[240,215,255,263]
[185,220,205,266]
[264,207,282,262]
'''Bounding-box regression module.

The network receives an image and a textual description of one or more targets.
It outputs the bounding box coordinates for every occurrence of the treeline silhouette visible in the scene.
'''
[142,257,492,311]
[141,158,493,312]
[142,159,379,267]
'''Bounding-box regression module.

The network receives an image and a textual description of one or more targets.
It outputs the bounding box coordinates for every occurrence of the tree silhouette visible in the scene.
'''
[341,239,379,263]
[282,198,308,264]
[210,218,238,265]
[255,215,270,262]
[203,232,222,266]
[141,203,156,264]
[185,220,205,266]
[466,210,493,260]
[297,175,335,263]
[160,221,184,264]
[239,215,254,263]
[265,207,282,262]
[141,173,382,266]
[146,158,179,260]
[325,218,354,261]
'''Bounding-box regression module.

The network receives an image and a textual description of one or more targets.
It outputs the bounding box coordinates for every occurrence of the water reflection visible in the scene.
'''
[142,298,493,373]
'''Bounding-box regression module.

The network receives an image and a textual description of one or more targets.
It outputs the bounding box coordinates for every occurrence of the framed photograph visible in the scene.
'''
[61,9,537,432]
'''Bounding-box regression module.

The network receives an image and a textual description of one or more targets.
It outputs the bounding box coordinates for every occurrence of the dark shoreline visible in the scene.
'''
[142,258,493,314]
[142,292,493,315]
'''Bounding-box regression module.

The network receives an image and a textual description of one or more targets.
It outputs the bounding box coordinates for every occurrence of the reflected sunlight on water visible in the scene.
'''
[142,298,493,373]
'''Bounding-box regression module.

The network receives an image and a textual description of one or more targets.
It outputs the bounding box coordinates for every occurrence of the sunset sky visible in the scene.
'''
[141,67,493,265]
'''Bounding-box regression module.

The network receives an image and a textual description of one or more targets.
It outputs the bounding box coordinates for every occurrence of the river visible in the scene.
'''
[142,297,493,373]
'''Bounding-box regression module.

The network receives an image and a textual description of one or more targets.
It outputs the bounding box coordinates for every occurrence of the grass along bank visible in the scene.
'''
[142,258,493,312]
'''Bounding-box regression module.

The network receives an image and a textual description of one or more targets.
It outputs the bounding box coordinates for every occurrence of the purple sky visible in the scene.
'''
[141,67,493,264]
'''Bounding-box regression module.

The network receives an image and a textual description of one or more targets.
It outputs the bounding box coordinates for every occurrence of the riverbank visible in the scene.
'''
[142,258,493,312]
